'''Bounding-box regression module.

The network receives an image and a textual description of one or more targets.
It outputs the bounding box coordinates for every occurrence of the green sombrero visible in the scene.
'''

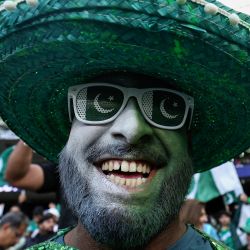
[0,0,249,172]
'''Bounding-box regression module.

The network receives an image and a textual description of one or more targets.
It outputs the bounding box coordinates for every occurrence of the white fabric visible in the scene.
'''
[239,204,250,228]
[186,173,200,199]
[211,162,243,196]
[0,203,4,216]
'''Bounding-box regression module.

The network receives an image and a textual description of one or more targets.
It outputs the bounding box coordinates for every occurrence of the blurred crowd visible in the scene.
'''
[1,140,250,249]
[0,203,60,249]
[180,199,250,250]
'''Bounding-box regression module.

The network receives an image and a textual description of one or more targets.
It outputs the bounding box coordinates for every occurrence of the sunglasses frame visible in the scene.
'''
[68,83,194,130]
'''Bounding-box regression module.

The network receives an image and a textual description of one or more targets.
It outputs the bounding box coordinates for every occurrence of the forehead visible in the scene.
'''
[220,214,230,219]
[89,72,179,89]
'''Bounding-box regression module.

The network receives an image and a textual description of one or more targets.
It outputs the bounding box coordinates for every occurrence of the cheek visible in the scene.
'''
[154,129,189,156]
[6,233,15,244]
[68,121,107,150]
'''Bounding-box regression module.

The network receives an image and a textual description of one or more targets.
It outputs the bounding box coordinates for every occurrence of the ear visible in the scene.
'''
[2,223,11,230]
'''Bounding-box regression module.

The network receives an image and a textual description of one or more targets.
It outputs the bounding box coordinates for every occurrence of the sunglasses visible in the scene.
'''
[68,83,194,130]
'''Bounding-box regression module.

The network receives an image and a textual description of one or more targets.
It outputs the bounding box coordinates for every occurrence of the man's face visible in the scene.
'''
[60,73,193,249]
[199,208,208,225]
[39,218,55,234]
[219,214,231,227]
[0,223,26,248]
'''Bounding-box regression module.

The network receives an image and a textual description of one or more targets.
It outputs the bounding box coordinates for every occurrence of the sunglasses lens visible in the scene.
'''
[142,90,186,127]
[76,86,124,122]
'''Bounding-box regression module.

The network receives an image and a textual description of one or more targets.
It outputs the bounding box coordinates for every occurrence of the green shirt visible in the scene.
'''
[218,228,235,249]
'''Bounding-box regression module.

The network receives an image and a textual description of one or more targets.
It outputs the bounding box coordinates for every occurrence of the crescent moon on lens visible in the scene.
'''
[94,94,115,114]
[160,99,178,119]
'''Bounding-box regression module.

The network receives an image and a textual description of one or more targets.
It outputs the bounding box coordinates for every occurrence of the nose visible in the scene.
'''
[203,215,208,223]
[109,98,153,144]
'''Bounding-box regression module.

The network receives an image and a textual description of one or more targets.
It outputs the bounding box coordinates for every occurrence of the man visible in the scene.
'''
[0,212,28,250]
[24,213,56,248]
[0,0,249,249]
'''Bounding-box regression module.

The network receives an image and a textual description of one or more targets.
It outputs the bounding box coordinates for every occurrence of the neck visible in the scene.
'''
[65,218,187,250]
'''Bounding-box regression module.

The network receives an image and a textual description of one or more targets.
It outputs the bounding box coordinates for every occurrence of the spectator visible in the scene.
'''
[0,212,28,250]
[217,211,243,249]
[180,199,219,240]
[44,208,59,233]
[26,206,44,237]
[24,213,56,248]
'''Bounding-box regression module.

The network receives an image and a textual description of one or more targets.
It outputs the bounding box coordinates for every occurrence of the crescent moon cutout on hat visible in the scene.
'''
[160,99,178,119]
[94,94,115,114]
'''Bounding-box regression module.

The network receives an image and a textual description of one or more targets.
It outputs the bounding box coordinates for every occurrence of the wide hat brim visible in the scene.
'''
[0,0,250,172]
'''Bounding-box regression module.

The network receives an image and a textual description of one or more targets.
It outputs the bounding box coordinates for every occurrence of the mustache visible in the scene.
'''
[85,141,169,167]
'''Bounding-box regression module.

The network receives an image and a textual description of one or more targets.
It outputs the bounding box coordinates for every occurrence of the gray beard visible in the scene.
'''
[59,147,193,250]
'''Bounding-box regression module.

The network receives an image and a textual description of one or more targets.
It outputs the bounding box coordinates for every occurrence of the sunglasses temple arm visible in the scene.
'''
[187,104,194,130]
[68,94,73,122]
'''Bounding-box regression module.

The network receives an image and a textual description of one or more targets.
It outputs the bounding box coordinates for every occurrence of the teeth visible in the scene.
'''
[121,161,129,172]
[109,161,114,171]
[131,179,136,187]
[137,163,143,172]
[115,176,120,185]
[102,162,108,171]
[137,178,142,186]
[129,162,136,172]
[125,179,131,186]
[107,176,147,187]
[114,161,120,170]
[120,178,126,185]
[102,160,151,174]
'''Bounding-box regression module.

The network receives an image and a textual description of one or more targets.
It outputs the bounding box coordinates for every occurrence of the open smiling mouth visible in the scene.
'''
[97,160,156,188]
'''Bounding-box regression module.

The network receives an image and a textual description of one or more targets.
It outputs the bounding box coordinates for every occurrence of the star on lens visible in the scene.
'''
[173,102,178,107]
[108,96,114,101]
